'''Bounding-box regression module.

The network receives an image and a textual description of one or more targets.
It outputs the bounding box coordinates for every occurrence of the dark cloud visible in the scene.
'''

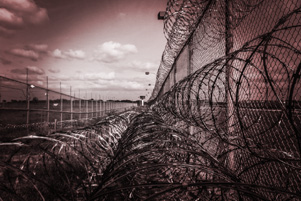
[0,57,12,65]
[0,0,49,37]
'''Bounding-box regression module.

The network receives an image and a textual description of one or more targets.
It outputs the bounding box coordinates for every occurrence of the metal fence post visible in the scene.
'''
[100,100,103,116]
[70,87,72,120]
[0,77,1,107]
[225,0,235,172]
[92,98,94,118]
[26,68,30,133]
[86,99,88,120]
[79,89,81,120]
[46,76,49,124]
[96,99,98,117]
[60,82,63,129]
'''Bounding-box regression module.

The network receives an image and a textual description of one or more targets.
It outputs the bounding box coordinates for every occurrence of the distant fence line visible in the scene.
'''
[0,75,137,136]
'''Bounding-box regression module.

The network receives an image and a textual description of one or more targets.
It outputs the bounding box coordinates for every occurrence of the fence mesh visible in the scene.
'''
[0,0,300,200]
[147,0,301,200]
[0,75,137,140]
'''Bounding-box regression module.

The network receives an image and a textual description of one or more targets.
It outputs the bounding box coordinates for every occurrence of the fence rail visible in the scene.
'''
[0,75,137,137]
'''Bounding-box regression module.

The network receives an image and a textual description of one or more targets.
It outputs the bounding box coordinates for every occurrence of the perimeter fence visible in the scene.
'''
[147,0,301,199]
[0,0,300,200]
[0,75,137,139]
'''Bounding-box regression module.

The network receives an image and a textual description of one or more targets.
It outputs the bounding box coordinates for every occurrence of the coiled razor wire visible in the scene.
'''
[0,4,300,201]
[0,110,140,200]
[88,8,300,200]
[151,0,265,101]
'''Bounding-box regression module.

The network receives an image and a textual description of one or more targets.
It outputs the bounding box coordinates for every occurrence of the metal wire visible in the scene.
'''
[0,1,300,201]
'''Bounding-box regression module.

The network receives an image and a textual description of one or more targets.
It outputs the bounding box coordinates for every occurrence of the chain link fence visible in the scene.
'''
[0,75,137,140]
[0,0,300,200]
[148,0,301,199]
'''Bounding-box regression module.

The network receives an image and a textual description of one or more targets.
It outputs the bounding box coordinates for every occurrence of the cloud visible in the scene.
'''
[49,72,115,82]
[26,43,48,53]
[6,48,39,61]
[118,12,127,18]
[0,0,49,26]
[114,80,143,90]
[0,56,12,65]
[10,66,45,75]
[48,68,60,73]
[75,72,115,80]
[0,8,23,28]
[98,79,144,90]
[64,49,86,60]
[0,0,48,37]
[94,41,138,63]
[125,60,158,70]
[0,25,15,37]
[52,49,86,60]
[52,49,66,59]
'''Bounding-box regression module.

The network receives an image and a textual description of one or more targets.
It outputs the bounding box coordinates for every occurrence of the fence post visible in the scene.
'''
[46,76,49,124]
[100,100,103,116]
[26,68,30,133]
[104,101,106,115]
[92,98,94,118]
[96,99,98,117]
[79,89,81,120]
[60,82,63,130]
[0,76,1,107]
[86,99,88,120]
[225,0,235,173]
[70,86,73,126]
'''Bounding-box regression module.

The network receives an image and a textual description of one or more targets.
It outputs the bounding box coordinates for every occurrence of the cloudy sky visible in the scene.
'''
[0,0,167,100]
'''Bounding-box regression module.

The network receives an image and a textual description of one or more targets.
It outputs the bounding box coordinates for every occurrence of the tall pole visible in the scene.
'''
[96,96,98,117]
[70,86,73,123]
[46,76,49,123]
[99,94,101,117]
[91,92,93,118]
[225,0,235,173]
[79,89,81,120]
[86,92,88,120]
[60,82,63,129]
[26,68,29,132]
[0,76,2,107]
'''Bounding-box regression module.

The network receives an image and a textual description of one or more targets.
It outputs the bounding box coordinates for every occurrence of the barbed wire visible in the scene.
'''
[0,2,300,201]
[151,0,266,101]
[0,110,140,200]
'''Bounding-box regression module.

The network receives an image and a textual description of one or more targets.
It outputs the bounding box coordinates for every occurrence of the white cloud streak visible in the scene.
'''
[26,43,48,53]
[93,41,138,63]
[52,49,86,60]
[10,66,45,75]
[7,48,39,61]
